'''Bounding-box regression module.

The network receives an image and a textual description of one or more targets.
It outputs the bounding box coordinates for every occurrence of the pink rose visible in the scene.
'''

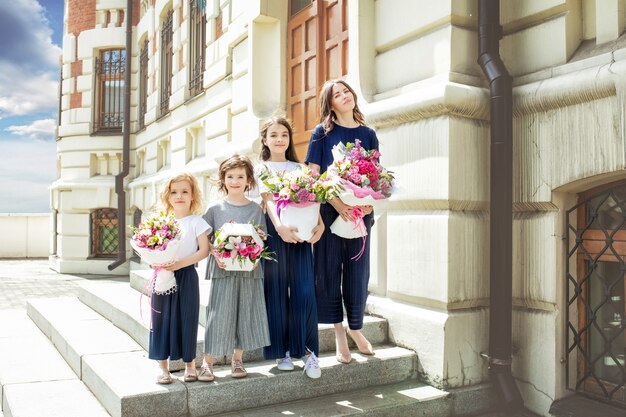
[348,173,362,184]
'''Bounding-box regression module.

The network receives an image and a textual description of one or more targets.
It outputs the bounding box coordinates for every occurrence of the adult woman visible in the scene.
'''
[305,80,377,363]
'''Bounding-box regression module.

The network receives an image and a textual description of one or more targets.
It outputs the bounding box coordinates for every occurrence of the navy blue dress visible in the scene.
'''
[149,265,199,362]
[305,123,378,330]
[262,215,319,359]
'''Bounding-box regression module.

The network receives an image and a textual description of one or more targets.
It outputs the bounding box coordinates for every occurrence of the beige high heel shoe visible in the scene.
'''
[335,326,353,364]
[336,349,353,364]
[346,329,374,356]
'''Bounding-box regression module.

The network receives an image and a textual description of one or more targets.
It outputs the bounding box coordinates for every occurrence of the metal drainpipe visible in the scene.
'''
[108,0,133,271]
[477,0,524,409]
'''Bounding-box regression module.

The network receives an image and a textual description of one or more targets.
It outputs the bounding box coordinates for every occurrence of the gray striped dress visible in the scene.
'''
[202,199,271,356]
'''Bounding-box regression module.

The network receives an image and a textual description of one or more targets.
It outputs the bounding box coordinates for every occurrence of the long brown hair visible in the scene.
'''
[259,116,299,162]
[160,172,204,214]
[319,79,366,134]
[216,154,256,194]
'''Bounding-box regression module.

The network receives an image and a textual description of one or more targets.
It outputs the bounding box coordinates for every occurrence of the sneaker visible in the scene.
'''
[231,359,248,378]
[197,363,215,382]
[303,353,321,379]
[276,352,295,371]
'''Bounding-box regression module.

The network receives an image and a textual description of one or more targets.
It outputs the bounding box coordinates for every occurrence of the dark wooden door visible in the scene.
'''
[286,0,348,161]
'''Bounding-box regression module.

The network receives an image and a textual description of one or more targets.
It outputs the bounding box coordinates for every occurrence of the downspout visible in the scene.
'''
[477,0,523,409]
[108,0,133,271]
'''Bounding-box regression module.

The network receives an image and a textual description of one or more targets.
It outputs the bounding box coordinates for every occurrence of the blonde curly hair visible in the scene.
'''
[160,172,204,215]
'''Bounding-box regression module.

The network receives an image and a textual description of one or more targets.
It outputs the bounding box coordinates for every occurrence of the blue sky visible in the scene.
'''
[0,0,64,212]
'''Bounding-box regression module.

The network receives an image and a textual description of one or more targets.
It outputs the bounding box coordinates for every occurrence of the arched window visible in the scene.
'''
[90,208,119,258]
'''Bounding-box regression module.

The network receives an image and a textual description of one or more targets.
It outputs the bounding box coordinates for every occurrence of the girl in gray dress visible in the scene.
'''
[198,155,271,381]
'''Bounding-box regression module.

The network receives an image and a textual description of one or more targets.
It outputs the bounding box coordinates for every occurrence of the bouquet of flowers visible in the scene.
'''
[129,211,182,294]
[258,166,340,240]
[325,140,394,257]
[212,222,275,271]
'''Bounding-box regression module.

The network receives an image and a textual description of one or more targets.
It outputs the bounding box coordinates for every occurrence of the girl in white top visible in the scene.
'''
[255,116,324,379]
[150,172,210,384]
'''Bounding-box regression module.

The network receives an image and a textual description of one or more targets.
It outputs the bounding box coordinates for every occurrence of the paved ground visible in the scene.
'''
[0,259,125,310]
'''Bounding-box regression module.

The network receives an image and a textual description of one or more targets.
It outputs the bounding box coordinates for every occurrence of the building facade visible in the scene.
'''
[52,0,626,415]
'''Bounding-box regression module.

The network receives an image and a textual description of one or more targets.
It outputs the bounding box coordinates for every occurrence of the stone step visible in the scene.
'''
[77,281,205,368]
[218,379,448,416]
[220,382,498,417]
[86,278,388,364]
[83,345,416,417]
[26,297,144,378]
[0,310,110,417]
[25,294,418,417]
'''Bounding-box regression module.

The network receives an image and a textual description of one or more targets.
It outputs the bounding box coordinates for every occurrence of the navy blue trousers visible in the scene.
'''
[263,214,319,359]
[314,203,372,330]
[149,265,199,362]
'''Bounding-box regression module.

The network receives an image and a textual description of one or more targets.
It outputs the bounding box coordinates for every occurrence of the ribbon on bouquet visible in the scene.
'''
[275,195,290,216]
[274,194,318,217]
[349,207,368,261]
[139,264,176,331]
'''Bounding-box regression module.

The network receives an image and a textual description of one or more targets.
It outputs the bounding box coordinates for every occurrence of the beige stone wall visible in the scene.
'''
[505,1,626,415]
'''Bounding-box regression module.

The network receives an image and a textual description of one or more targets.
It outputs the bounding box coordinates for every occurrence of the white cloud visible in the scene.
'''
[0,0,62,68]
[0,138,56,212]
[0,0,61,118]
[0,63,59,117]
[6,118,56,141]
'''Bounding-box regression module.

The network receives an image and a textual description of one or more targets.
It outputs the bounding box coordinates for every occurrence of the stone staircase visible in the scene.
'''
[0,269,495,417]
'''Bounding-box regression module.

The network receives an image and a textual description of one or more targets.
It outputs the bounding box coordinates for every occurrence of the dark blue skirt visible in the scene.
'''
[313,203,373,330]
[148,265,199,362]
[262,213,319,359]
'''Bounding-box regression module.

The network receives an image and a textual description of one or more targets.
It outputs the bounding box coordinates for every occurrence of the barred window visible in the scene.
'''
[139,40,149,130]
[91,208,119,258]
[160,10,174,117]
[189,0,206,98]
[94,49,125,133]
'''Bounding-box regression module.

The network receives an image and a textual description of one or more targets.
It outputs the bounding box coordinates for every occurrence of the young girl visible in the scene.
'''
[255,116,324,379]
[305,79,378,364]
[199,154,271,381]
[151,172,211,384]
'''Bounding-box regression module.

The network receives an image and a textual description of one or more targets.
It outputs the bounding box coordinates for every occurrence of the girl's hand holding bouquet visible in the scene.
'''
[259,166,336,242]
[129,211,182,294]
[323,140,395,258]
[211,222,275,271]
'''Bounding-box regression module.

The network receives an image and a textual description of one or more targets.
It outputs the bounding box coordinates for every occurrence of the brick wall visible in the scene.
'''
[67,0,96,36]
[69,60,83,109]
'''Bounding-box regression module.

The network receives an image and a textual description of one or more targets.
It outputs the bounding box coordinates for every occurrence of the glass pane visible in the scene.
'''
[589,261,625,385]
[290,0,312,17]
[586,187,626,230]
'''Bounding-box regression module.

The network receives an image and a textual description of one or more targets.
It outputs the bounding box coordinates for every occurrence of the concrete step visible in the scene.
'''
[77,281,205,369]
[83,344,416,417]
[26,297,144,378]
[218,379,448,416]
[219,382,498,417]
[25,297,186,417]
[88,278,388,364]
[0,310,110,417]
